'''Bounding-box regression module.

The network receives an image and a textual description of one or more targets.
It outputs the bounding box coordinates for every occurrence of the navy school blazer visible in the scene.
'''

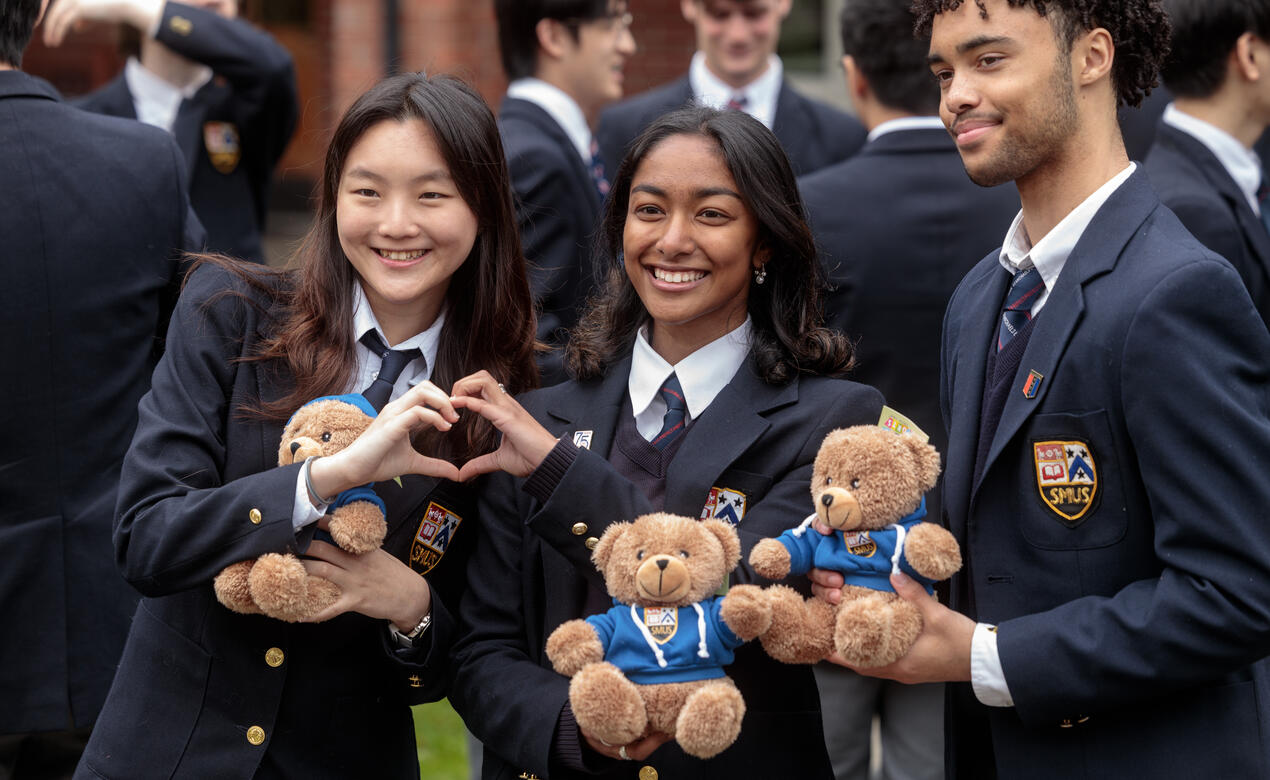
[498,96,604,386]
[449,353,884,780]
[1145,121,1270,327]
[596,75,866,179]
[939,169,1270,778]
[77,265,476,780]
[74,1,297,263]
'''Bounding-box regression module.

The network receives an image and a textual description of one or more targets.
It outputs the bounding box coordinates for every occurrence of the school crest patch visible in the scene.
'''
[843,531,877,558]
[643,606,678,645]
[700,487,746,525]
[203,121,241,174]
[1033,440,1098,525]
[408,501,463,574]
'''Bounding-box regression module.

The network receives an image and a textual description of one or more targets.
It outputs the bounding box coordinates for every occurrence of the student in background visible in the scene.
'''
[45,0,297,264]
[494,0,636,385]
[598,0,866,178]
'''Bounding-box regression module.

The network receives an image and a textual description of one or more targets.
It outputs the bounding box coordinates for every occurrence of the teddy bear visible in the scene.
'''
[213,393,388,623]
[750,425,962,668]
[545,513,773,760]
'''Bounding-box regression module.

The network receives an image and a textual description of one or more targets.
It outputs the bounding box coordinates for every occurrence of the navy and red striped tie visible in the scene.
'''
[652,373,687,450]
[997,266,1044,351]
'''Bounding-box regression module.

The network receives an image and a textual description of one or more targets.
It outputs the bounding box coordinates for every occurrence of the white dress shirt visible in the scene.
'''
[628,318,752,441]
[290,282,445,531]
[974,162,1137,707]
[506,77,594,164]
[688,51,782,130]
[124,56,211,133]
[1162,103,1263,216]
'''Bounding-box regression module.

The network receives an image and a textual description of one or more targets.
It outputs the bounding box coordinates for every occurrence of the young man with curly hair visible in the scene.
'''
[810,0,1270,777]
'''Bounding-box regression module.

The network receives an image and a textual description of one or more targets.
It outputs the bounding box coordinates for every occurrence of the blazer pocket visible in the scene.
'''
[1016,409,1127,550]
[81,602,211,779]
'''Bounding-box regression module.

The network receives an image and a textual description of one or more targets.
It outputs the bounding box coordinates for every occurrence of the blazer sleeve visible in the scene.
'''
[114,265,304,597]
[527,381,885,591]
[998,257,1270,725]
[1161,194,1260,300]
[449,469,571,777]
[155,0,298,165]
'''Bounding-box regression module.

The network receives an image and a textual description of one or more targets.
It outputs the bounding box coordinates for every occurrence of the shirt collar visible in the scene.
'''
[1163,102,1263,215]
[867,115,946,143]
[350,282,443,385]
[998,163,1136,305]
[506,77,593,163]
[628,318,752,421]
[124,57,212,130]
[688,51,783,130]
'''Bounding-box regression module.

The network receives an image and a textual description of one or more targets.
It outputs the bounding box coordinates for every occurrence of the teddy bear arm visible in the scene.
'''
[546,619,606,677]
[327,494,387,555]
[749,537,795,580]
[718,584,772,640]
[902,523,963,582]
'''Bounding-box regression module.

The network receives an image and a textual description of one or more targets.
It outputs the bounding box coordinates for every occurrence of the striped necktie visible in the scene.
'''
[652,373,687,450]
[997,266,1044,351]
[589,138,610,199]
[359,330,422,411]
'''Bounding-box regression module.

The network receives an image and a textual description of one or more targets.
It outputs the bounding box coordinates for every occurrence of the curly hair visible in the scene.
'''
[910,0,1171,108]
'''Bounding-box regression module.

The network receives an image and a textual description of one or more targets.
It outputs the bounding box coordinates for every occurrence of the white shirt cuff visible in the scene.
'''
[292,460,329,532]
[971,622,1014,707]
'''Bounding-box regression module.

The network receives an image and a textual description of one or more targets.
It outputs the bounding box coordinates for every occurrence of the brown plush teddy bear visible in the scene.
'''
[213,394,388,623]
[546,513,773,759]
[750,425,962,668]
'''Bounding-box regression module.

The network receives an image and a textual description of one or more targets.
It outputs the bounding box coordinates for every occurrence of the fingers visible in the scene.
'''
[382,380,458,424]
[407,454,461,482]
[812,518,833,536]
[582,731,671,762]
[809,567,844,604]
[42,0,79,47]
[302,540,354,568]
[457,451,503,482]
[890,572,935,606]
[449,370,501,401]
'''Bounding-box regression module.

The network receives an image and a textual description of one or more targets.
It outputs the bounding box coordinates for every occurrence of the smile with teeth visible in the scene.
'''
[375,248,427,261]
[653,267,706,283]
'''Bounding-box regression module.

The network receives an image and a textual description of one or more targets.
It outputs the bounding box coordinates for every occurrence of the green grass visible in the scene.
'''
[413,699,471,779]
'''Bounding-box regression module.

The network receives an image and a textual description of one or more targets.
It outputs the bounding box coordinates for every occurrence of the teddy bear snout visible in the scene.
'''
[817,487,862,529]
[281,436,322,465]
[636,555,690,602]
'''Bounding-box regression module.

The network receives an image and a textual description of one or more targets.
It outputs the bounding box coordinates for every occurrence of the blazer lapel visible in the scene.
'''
[770,79,806,155]
[974,171,1158,497]
[664,359,795,517]
[944,259,1007,536]
[172,86,211,178]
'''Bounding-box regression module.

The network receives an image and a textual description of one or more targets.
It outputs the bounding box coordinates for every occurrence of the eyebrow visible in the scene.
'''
[631,183,744,200]
[345,167,453,184]
[927,34,1014,65]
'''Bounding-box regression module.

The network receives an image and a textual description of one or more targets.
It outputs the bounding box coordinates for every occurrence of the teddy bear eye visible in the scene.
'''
[851,478,860,489]
[678,550,689,559]
[321,431,332,442]
[636,550,645,560]
[825,476,833,485]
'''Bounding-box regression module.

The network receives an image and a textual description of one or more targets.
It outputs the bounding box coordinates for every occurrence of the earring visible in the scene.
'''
[753,265,767,285]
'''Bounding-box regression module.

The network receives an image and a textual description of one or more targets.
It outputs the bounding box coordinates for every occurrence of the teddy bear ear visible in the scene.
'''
[591,522,629,571]
[902,434,942,492]
[700,518,741,570]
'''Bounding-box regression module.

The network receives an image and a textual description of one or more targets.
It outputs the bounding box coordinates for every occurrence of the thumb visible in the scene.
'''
[457,451,503,482]
[890,571,932,606]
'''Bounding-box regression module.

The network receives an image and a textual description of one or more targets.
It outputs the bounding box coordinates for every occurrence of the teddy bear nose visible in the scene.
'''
[656,558,668,571]
[822,493,834,507]
[290,441,301,456]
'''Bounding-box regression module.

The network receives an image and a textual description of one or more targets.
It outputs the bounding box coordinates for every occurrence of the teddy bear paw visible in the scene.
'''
[903,523,963,581]
[748,538,792,580]
[248,552,340,623]
[214,560,262,614]
[676,681,746,759]
[758,585,835,664]
[328,501,387,555]
[570,662,647,746]
[718,584,772,640]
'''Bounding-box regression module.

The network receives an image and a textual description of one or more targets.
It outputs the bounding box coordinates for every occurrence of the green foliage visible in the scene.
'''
[413,699,471,779]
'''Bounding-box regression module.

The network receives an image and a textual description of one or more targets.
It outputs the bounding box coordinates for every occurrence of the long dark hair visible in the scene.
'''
[205,72,538,463]
[567,105,853,384]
